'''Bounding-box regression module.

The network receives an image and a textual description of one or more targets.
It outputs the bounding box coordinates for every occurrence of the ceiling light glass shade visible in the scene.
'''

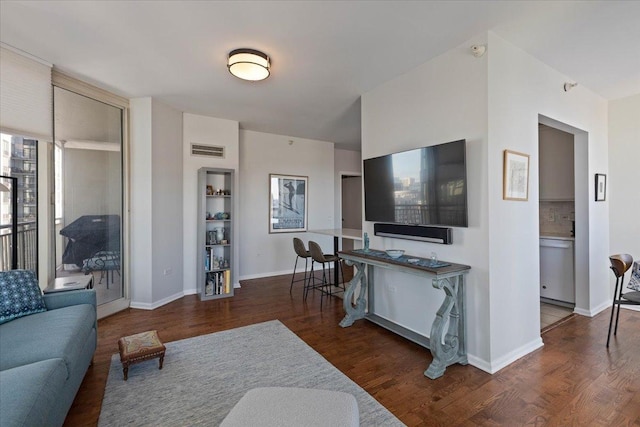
[227,48,270,81]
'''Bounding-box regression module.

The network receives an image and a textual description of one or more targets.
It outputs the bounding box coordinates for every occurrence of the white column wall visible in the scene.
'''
[182,113,239,294]
[361,31,611,373]
[238,130,335,279]
[487,32,609,369]
[130,97,184,308]
[150,99,183,304]
[129,97,153,305]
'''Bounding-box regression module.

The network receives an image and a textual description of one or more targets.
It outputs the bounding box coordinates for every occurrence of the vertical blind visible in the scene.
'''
[0,46,52,140]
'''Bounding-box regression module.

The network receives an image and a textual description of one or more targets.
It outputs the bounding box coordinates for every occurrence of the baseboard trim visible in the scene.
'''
[239,267,337,282]
[130,291,184,310]
[239,269,293,281]
[468,338,544,375]
[574,299,611,317]
[466,354,492,374]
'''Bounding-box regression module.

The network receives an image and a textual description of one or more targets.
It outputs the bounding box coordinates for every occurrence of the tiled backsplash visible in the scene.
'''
[540,201,575,236]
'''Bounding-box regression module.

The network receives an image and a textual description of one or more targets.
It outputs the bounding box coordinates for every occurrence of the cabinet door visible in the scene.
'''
[540,240,574,303]
[539,126,575,200]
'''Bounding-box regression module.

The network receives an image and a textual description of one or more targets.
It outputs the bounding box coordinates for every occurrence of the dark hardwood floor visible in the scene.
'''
[65,274,640,426]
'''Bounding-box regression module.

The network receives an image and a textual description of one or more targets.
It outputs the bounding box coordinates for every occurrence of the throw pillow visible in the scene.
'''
[0,269,46,325]
[629,262,640,292]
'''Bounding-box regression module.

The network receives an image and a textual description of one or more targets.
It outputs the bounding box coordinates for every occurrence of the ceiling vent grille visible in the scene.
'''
[191,143,225,158]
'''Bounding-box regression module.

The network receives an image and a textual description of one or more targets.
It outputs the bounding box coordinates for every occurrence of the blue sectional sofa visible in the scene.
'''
[0,273,97,427]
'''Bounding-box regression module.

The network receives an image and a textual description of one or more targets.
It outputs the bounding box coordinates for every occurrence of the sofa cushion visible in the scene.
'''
[0,304,96,374]
[0,270,46,325]
[0,358,68,427]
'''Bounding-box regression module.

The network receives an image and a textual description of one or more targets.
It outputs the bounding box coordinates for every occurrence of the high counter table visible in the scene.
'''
[338,249,470,379]
[307,228,362,286]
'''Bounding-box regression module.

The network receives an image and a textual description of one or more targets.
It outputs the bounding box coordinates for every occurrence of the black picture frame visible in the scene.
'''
[268,174,308,233]
[595,173,606,202]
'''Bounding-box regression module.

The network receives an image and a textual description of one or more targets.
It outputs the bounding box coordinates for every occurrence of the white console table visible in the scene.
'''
[338,249,470,379]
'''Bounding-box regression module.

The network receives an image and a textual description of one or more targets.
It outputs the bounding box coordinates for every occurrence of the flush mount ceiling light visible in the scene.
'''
[227,48,270,81]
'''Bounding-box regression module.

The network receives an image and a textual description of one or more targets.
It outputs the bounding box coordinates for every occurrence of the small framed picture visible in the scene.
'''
[206,185,214,196]
[503,150,530,201]
[595,173,606,201]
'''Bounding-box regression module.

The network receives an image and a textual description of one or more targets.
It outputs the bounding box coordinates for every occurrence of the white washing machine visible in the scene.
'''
[540,238,575,304]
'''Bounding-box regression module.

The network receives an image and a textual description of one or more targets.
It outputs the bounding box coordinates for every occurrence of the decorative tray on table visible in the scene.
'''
[353,249,451,268]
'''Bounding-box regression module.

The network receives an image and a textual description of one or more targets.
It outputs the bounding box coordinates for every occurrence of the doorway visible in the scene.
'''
[538,115,589,332]
[340,173,362,283]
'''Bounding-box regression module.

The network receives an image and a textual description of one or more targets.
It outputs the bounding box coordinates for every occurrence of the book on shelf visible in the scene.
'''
[204,270,230,295]
[224,270,230,294]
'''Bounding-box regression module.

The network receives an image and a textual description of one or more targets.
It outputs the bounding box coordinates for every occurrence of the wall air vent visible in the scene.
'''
[191,143,225,158]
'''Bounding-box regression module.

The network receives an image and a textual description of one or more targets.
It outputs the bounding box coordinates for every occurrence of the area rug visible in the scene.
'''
[99,320,405,426]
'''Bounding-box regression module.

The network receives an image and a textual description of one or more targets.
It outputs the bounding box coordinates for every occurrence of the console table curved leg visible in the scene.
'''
[425,275,467,379]
[339,261,367,327]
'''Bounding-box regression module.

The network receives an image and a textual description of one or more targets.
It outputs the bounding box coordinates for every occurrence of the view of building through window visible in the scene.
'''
[0,133,38,271]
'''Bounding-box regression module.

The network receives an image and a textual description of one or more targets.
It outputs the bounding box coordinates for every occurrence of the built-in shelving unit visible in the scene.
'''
[197,167,234,300]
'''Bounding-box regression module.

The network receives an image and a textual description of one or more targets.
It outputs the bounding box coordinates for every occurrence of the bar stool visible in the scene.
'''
[290,238,311,294]
[306,241,344,309]
[606,254,640,347]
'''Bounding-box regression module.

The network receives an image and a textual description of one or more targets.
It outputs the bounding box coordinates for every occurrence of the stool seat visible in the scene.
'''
[221,387,359,427]
[118,330,166,380]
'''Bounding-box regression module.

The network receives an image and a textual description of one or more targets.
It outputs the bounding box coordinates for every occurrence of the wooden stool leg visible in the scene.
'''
[123,363,129,381]
[159,353,165,370]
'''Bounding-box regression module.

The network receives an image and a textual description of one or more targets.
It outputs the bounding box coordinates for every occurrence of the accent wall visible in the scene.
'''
[238,129,335,280]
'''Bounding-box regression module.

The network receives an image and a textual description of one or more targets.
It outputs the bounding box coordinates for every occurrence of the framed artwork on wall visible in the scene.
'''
[595,173,606,201]
[269,174,308,233]
[503,150,530,201]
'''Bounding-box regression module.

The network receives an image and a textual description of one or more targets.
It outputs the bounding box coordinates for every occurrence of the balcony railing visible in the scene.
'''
[395,204,466,226]
[0,221,37,271]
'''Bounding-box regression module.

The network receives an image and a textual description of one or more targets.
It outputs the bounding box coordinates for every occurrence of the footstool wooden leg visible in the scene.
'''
[118,330,166,381]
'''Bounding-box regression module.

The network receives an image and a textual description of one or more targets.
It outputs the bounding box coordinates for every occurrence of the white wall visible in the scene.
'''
[130,97,184,308]
[150,100,184,304]
[239,130,335,279]
[361,34,491,362]
[183,113,239,294]
[609,94,640,290]
[486,32,609,369]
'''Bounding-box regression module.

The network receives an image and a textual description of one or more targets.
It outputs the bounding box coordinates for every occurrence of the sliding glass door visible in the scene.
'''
[53,85,124,307]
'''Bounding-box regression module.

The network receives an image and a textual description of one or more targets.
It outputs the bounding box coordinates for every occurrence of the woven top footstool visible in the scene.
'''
[220,387,359,427]
[118,330,166,381]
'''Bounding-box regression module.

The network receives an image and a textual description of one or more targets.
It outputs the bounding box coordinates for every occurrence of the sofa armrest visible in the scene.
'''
[43,289,97,311]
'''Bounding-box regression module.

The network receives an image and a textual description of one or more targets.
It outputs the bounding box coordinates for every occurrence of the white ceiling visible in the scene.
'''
[1,1,639,151]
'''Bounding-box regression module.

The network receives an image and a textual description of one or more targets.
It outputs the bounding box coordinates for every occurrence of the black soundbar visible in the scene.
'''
[373,223,453,245]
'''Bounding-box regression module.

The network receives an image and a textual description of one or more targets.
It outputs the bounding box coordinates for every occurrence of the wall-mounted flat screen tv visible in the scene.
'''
[364,139,468,227]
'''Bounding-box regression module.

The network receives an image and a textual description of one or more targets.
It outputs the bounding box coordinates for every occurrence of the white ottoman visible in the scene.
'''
[221,387,359,427]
